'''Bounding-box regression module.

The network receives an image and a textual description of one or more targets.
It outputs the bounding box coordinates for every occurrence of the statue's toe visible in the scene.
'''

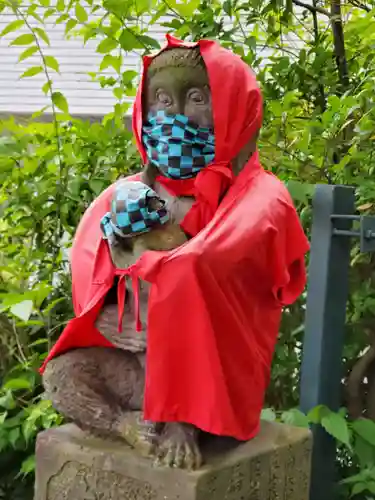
[154,422,202,470]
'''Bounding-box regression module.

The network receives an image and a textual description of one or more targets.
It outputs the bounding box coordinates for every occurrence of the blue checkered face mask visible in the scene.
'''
[142,110,215,180]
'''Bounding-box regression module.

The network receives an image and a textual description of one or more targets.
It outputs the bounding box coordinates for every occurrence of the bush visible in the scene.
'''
[0,115,140,496]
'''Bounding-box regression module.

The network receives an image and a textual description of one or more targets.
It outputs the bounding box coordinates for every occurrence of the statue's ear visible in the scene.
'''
[146,194,164,213]
[141,163,159,188]
[232,131,260,176]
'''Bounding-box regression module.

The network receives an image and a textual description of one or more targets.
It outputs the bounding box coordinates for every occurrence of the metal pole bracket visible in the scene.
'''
[331,214,375,253]
[360,216,375,253]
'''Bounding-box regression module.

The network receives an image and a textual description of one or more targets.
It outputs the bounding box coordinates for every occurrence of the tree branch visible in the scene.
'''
[312,0,326,111]
[331,0,350,90]
[292,0,331,17]
[347,0,371,11]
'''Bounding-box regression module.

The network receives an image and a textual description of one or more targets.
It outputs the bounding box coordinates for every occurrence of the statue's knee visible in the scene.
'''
[43,349,96,395]
[43,357,64,395]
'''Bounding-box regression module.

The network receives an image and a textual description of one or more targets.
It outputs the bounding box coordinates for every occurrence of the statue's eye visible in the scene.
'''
[188,89,206,104]
[156,90,172,106]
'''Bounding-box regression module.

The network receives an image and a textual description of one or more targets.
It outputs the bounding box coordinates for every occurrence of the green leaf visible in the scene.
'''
[103,0,132,16]
[119,30,144,51]
[8,427,20,448]
[56,13,69,24]
[10,34,35,46]
[34,27,50,45]
[10,299,33,320]
[0,391,15,410]
[321,411,351,448]
[42,297,65,315]
[351,482,368,496]
[56,0,65,10]
[122,70,137,85]
[39,0,50,6]
[22,418,37,443]
[261,408,276,422]
[354,434,375,468]
[366,481,375,494]
[172,0,199,16]
[307,404,329,424]
[44,55,60,73]
[0,20,24,37]
[20,454,36,476]
[3,378,32,391]
[52,92,69,113]
[286,180,315,204]
[27,4,39,15]
[113,87,123,99]
[75,3,88,22]
[100,54,121,73]
[18,46,38,62]
[352,419,375,446]
[281,408,310,428]
[97,38,118,54]
[44,7,55,19]
[341,469,374,485]
[42,80,52,95]
[29,10,44,23]
[327,95,341,113]
[65,18,77,35]
[29,338,49,347]
[88,179,106,195]
[20,66,44,79]
[137,34,160,49]
[31,105,50,118]
[3,412,25,431]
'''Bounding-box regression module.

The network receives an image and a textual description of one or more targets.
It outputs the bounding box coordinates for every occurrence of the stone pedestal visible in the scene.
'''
[34,421,312,500]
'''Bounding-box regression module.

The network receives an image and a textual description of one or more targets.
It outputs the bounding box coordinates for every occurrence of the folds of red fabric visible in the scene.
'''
[134,157,309,440]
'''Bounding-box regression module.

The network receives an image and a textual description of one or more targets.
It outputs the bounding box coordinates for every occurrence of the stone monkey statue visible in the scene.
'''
[43,46,258,470]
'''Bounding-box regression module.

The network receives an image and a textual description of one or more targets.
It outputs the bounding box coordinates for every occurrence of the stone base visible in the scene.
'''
[34,421,312,500]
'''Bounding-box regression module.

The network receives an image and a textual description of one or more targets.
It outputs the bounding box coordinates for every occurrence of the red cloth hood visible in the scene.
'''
[41,36,309,442]
[132,34,263,236]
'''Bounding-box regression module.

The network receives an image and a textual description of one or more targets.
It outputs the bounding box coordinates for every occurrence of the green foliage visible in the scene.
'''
[0,0,375,497]
[0,114,140,496]
[262,406,375,498]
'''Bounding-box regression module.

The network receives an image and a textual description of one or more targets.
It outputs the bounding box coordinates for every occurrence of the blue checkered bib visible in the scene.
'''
[142,111,215,180]
[100,181,169,244]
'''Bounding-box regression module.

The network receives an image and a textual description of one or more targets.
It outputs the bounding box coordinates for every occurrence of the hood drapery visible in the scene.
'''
[133,34,263,236]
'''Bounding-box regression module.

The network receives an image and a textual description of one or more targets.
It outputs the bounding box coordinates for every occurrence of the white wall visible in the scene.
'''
[0,7,306,117]
[0,8,141,116]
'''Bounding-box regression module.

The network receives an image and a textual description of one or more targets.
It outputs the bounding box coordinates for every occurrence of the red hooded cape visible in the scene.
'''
[41,35,309,441]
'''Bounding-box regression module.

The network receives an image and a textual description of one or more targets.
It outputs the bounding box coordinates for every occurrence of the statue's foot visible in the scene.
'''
[117,411,158,457]
[155,422,202,470]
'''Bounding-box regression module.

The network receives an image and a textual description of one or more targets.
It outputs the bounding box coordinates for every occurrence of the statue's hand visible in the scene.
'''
[155,422,202,470]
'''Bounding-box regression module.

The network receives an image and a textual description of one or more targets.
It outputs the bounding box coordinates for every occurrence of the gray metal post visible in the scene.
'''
[300,184,355,500]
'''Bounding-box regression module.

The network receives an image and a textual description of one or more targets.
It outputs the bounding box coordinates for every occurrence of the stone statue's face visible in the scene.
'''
[144,57,213,128]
